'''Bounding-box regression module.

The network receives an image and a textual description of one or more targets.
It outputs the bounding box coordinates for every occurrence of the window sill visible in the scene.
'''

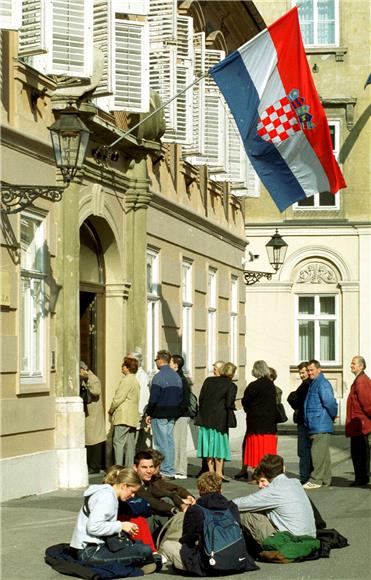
[305,46,348,62]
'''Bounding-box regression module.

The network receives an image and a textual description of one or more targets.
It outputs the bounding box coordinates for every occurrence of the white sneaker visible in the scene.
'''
[174,474,187,479]
[303,481,322,490]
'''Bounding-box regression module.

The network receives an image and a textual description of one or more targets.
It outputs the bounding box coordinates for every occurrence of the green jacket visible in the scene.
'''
[262,531,320,560]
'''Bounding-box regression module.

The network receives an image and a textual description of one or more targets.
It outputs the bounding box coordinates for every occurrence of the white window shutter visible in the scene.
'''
[148,0,177,48]
[93,0,113,97]
[231,150,260,197]
[211,112,241,183]
[150,46,177,139]
[30,0,93,77]
[111,19,149,112]
[203,49,226,168]
[19,0,52,57]
[0,1,22,30]
[183,31,206,158]
[175,63,193,144]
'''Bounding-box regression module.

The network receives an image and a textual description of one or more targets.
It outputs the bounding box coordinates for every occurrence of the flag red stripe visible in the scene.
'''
[268,7,346,193]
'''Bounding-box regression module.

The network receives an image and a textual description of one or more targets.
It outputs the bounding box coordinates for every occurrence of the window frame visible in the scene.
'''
[294,120,341,210]
[207,267,217,373]
[181,259,193,373]
[230,275,238,366]
[20,211,49,390]
[295,293,339,365]
[146,248,160,374]
[293,0,339,48]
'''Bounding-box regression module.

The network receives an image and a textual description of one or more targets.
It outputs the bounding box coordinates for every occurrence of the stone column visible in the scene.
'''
[125,158,152,357]
[55,181,88,488]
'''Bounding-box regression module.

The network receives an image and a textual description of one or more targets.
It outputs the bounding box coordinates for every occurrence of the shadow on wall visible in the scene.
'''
[339,104,371,164]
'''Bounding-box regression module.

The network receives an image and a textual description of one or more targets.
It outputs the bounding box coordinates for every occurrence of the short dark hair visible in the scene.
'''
[134,451,153,465]
[123,357,138,374]
[298,361,308,370]
[148,448,165,467]
[269,367,277,381]
[254,454,284,481]
[156,350,171,363]
[171,354,184,371]
[308,359,321,368]
[197,472,222,495]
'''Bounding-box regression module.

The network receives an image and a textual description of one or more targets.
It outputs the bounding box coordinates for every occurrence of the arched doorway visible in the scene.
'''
[79,220,105,383]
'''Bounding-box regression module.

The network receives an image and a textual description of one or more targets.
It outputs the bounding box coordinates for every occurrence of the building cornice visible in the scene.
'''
[150,191,247,251]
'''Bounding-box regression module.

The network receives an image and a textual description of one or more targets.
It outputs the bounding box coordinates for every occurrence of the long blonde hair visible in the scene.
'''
[103,465,141,487]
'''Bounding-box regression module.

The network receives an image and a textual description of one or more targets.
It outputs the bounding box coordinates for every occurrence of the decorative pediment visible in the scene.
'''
[296,262,338,284]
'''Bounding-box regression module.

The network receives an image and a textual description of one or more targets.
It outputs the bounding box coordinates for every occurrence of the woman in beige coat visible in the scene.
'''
[109,357,140,468]
[80,362,106,474]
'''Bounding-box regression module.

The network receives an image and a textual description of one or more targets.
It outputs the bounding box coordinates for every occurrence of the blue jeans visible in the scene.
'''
[79,540,153,565]
[297,423,313,483]
[151,418,175,476]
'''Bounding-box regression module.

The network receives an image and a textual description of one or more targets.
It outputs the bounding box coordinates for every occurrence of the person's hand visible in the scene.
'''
[80,370,89,380]
[180,503,189,512]
[121,521,139,536]
[145,415,151,425]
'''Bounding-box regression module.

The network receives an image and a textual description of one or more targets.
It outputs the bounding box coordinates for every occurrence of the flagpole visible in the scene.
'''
[101,71,210,152]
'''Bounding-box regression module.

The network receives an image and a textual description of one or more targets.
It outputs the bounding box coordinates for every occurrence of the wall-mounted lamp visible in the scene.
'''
[244,230,288,285]
[1,105,90,214]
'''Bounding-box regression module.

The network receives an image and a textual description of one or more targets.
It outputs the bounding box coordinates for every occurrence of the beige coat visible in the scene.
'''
[84,370,106,446]
[109,373,140,429]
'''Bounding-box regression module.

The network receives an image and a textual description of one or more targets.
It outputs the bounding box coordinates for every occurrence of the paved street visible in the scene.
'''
[1,434,370,580]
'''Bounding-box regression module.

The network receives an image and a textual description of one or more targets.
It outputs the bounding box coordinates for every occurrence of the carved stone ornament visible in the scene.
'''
[296,262,338,284]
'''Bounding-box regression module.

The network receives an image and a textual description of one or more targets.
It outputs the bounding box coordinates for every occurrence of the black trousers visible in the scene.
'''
[350,434,370,484]
[86,441,105,470]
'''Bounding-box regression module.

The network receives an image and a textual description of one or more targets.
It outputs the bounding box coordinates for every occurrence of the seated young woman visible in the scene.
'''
[70,465,159,574]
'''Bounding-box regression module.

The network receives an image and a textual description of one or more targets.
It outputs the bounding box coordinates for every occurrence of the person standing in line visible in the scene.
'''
[170,354,191,480]
[128,351,151,453]
[345,356,371,486]
[109,357,140,468]
[80,362,106,475]
[303,359,338,490]
[146,350,183,479]
[287,362,313,484]
[196,362,237,482]
[241,360,278,477]
[269,367,283,404]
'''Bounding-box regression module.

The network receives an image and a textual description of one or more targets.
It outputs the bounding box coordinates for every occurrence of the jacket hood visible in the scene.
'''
[197,492,232,510]
[83,483,112,498]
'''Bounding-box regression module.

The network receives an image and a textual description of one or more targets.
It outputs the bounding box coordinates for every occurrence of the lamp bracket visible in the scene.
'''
[1,184,65,214]
[244,270,273,285]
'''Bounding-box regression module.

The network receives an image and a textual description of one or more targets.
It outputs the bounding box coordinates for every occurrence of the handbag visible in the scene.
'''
[105,532,135,552]
[228,408,237,428]
[188,391,199,419]
[80,384,93,405]
[276,402,288,423]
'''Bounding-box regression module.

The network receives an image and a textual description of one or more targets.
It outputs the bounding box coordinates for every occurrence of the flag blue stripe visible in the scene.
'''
[211,51,309,211]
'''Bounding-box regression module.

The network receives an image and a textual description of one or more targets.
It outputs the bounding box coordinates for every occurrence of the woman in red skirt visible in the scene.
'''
[242,360,278,474]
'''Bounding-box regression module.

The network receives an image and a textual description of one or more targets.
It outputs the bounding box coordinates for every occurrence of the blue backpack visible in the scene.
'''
[198,505,252,573]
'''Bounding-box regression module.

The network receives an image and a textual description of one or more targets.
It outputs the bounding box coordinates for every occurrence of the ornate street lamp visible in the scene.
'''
[1,105,90,214]
[244,230,288,285]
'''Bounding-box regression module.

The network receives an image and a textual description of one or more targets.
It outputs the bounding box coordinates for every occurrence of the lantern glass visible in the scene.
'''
[265,230,288,272]
[49,107,90,182]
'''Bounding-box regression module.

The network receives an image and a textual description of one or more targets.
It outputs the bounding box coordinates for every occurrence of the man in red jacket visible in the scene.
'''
[345,356,371,487]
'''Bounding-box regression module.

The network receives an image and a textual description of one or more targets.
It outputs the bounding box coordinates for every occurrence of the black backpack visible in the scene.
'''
[198,505,257,574]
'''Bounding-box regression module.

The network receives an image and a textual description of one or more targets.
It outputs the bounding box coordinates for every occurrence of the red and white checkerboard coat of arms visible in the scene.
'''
[257,96,301,145]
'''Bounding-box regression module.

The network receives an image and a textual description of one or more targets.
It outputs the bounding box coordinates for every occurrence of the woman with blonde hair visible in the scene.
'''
[242,360,278,476]
[70,466,158,573]
[196,362,237,482]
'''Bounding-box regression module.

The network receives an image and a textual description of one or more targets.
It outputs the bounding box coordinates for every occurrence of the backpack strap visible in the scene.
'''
[82,496,91,518]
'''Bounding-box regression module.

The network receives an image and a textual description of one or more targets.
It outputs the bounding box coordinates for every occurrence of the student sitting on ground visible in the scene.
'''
[70,466,159,574]
[133,450,195,534]
[233,454,316,547]
[160,472,257,576]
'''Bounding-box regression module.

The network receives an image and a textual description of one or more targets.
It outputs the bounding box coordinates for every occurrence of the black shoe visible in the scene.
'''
[349,480,369,487]
[88,467,100,474]
[221,475,231,483]
[234,472,249,481]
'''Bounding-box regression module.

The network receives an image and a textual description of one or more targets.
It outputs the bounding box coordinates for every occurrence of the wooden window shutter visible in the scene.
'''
[0,1,22,30]
[172,15,193,144]
[111,18,149,112]
[93,0,113,97]
[18,0,51,57]
[117,0,150,15]
[203,49,226,169]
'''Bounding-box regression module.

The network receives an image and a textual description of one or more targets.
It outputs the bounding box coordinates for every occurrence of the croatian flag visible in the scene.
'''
[209,7,346,212]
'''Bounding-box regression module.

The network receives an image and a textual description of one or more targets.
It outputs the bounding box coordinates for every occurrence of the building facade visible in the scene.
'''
[244,0,371,421]
[0,1,264,500]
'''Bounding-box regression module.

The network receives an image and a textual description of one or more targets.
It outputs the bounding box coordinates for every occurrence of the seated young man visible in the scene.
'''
[233,454,316,546]
[133,450,195,533]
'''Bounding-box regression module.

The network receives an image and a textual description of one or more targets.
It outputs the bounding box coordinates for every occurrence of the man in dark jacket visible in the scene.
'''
[146,350,183,478]
[303,360,338,490]
[287,361,313,483]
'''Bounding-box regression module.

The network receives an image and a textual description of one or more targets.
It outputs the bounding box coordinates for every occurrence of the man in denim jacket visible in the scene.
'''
[303,360,338,490]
